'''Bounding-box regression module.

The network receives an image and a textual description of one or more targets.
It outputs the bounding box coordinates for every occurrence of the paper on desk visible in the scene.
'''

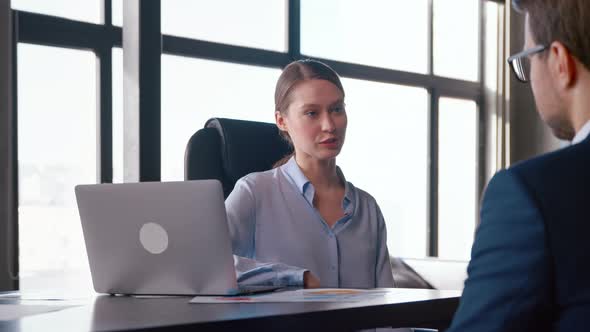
[190,288,396,303]
[0,291,91,302]
[0,304,77,321]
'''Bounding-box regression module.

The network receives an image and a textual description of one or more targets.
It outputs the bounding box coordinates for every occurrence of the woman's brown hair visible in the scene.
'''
[272,59,345,168]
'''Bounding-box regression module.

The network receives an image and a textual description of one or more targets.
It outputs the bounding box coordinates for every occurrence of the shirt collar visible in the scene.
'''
[280,156,353,211]
[336,167,353,211]
[572,119,590,145]
[282,156,309,194]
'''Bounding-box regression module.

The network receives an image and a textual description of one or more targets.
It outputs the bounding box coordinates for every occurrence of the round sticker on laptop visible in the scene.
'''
[139,222,169,254]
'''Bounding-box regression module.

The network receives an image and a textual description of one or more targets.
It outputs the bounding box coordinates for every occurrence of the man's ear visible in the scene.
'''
[549,41,577,89]
[275,111,288,131]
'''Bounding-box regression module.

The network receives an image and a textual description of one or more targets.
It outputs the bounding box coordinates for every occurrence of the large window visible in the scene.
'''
[12,0,101,23]
[8,0,501,290]
[114,0,287,52]
[338,79,428,257]
[433,0,480,81]
[162,0,287,52]
[17,44,96,290]
[112,47,123,184]
[160,56,280,181]
[301,0,428,73]
[437,97,478,260]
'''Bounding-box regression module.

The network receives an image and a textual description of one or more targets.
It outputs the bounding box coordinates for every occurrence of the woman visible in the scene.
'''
[226,59,394,290]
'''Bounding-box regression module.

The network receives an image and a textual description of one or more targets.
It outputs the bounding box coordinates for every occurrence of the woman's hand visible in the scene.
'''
[303,271,320,288]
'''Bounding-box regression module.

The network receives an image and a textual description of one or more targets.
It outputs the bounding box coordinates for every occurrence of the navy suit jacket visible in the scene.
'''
[448,135,590,332]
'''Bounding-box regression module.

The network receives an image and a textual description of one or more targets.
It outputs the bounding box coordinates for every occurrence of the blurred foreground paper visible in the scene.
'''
[0,304,77,320]
[190,288,398,303]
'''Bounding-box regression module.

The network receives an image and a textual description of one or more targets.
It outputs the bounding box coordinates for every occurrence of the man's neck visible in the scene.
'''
[570,67,590,134]
[571,106,590,135]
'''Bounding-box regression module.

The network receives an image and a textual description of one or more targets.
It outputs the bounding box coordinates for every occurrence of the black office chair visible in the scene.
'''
[184,117,293,198]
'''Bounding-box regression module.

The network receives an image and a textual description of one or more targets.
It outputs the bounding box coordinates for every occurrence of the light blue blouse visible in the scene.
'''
[226,156,395,289]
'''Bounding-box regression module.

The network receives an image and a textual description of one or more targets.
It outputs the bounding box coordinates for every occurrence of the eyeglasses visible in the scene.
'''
[507,45,548,83]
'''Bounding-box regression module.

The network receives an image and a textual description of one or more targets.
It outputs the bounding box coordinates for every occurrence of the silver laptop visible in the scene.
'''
[75,180,277,296]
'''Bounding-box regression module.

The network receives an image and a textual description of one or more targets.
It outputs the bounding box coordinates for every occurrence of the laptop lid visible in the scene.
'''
[75,180,239,295]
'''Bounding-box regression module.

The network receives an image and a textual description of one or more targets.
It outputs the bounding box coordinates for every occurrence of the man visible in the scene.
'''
[447,0,590,331]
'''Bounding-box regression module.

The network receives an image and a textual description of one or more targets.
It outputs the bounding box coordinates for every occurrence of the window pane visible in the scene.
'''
[433,0,480,81]
[160,0,286,51]
[17,44,96,291]
[438,97,477,260]
[161,55,280,181]
[12,0,100,24]
[483,1,503,180]
[338,79,428,258]
[112,47,123,183]
[301,0,428,73]
[112,0,122,26]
